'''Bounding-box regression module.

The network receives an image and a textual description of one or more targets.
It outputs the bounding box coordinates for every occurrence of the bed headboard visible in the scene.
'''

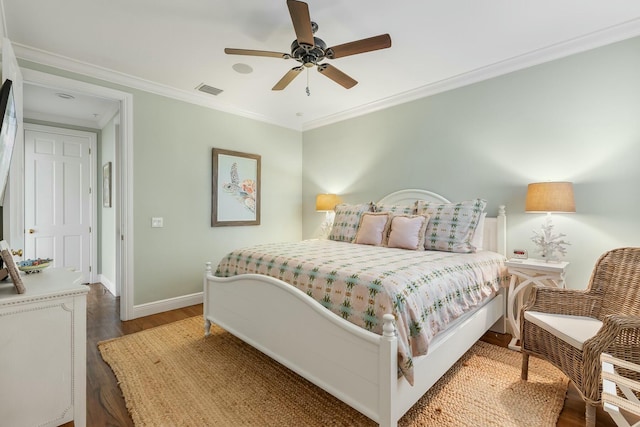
[378,189,450,205]
[377,189,507,256]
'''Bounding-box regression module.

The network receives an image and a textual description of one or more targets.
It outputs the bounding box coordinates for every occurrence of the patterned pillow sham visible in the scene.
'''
[328,203,374,243]
[386,214,430,250]
[471,212,487,251]
[354,212,391,246]
[416,199,487,253]
[373,203,414,215]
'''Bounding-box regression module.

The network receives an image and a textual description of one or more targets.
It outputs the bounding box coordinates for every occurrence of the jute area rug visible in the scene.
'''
[99,316,569,426]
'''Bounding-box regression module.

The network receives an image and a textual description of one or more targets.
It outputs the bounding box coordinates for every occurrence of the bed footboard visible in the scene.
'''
[204,262,504,426]
[204,262,400,425]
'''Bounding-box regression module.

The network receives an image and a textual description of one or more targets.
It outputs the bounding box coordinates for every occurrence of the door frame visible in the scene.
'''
[18,68,135,320]
[23,123,97,283]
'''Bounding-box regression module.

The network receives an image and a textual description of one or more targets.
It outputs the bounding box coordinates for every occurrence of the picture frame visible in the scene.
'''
[0,240,24,294]
[211,148,261,227]
[103,162,112,208]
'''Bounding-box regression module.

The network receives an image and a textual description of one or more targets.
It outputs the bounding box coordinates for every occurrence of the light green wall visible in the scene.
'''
[131,91,302,304]
[302,36,640,289]
[21,60,302,305]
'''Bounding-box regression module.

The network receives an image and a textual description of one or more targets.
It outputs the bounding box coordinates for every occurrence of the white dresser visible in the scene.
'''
[0,268,88,427]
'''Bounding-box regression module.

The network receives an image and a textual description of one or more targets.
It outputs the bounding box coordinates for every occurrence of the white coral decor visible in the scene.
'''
[531,215,571,262]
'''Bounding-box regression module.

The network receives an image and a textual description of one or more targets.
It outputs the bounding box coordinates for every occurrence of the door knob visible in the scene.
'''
[28,229,35,234]
[11,249,23,257]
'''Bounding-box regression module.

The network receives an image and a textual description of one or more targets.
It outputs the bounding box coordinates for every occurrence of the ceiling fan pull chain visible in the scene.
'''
[306,68,311,96]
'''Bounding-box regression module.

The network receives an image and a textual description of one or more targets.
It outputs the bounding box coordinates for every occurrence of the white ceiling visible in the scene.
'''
[3,0,640,131]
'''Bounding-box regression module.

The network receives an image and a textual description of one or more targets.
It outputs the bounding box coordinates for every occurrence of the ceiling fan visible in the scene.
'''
[224,0,392,91]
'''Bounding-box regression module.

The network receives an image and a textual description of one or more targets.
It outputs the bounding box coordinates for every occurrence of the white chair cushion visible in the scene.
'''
[524,311,603,351]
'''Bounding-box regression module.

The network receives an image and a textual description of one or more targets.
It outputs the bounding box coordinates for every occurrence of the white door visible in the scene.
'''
[24,124,95,283]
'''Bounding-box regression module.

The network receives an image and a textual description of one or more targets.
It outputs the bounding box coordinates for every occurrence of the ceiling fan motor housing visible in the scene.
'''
[291,37,327,67]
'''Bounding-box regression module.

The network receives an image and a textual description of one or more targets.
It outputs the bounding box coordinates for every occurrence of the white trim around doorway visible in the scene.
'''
[21,68,135,321]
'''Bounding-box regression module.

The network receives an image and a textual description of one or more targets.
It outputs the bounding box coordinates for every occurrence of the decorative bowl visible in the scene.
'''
[17,258,53,274]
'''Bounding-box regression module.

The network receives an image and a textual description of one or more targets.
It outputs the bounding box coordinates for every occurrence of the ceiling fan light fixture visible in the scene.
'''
[224,0,391,91]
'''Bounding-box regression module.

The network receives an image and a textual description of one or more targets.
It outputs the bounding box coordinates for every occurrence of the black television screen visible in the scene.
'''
[0,79,17,206]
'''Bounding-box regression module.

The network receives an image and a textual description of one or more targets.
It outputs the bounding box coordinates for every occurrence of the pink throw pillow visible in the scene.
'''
[354,213,391,246]
[387,215,429,250]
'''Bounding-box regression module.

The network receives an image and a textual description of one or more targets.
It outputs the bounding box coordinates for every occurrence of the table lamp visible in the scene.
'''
[525,182,575,262]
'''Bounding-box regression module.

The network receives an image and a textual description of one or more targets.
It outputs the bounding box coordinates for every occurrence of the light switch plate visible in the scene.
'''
[151,217,163,228]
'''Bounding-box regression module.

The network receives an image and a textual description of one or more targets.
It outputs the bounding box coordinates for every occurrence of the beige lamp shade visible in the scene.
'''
[316,193,340,211]
[525,182,576,213]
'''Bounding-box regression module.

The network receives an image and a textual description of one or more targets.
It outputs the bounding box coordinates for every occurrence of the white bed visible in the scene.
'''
[203,189,507,426]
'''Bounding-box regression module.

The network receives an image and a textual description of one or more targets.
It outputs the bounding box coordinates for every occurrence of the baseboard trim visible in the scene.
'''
[132,292,204,319]
[99,274,117,297]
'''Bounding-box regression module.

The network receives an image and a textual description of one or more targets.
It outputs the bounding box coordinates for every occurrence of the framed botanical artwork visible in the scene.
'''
[212,148,261,227]
[103,162,112,208]
[0,240,24,294]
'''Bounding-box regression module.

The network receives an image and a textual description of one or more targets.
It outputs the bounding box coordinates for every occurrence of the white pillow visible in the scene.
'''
[386,214,429,250]
[354,212,391,246]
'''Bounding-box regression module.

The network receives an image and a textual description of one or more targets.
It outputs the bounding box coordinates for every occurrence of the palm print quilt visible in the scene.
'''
[215,239,507,384]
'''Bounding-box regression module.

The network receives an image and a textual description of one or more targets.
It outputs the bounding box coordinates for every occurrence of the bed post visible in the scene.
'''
[497,205,507,257]
[379,313,398,427]
[204,262,212,337]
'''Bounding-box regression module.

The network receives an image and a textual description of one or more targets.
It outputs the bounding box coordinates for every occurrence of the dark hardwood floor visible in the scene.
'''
[72,284,202,427]
[72,283,615,426]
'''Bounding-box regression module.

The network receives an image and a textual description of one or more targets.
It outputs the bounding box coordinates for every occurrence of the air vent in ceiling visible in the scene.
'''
[196,83,223,96]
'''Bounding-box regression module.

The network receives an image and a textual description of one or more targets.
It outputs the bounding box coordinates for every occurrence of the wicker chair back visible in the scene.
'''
[594,248,640,319]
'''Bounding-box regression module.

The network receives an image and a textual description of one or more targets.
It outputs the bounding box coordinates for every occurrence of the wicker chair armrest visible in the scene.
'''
[582,315,640,401]
[522,286,599,316]
[588,315,640,357]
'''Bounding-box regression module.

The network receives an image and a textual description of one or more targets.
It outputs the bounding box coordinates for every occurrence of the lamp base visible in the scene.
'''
[530,214,570,262]
[317,211,335,239]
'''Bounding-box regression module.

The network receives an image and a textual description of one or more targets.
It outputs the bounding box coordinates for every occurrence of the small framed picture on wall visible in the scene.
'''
[103,162,112,208]
[211,148,261,227]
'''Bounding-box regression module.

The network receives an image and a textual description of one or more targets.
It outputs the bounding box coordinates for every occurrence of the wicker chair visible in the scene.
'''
[520,247,640,427]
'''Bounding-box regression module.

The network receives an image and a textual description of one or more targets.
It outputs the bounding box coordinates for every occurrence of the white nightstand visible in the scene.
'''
[505,258,569,350]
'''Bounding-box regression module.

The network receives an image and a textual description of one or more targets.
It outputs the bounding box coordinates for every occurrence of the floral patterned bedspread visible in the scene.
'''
[215,239,508,384]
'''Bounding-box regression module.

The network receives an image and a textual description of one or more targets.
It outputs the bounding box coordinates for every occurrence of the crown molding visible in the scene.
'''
[10,17,640,133]
[303,18,640,131]
[12,43,301,130]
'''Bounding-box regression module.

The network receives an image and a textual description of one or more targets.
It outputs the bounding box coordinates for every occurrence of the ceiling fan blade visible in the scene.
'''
[287,0,314,47]
[326,34,392,59]
[317,64,357,89]
[224,48,289,59]
[272,66,304,91]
